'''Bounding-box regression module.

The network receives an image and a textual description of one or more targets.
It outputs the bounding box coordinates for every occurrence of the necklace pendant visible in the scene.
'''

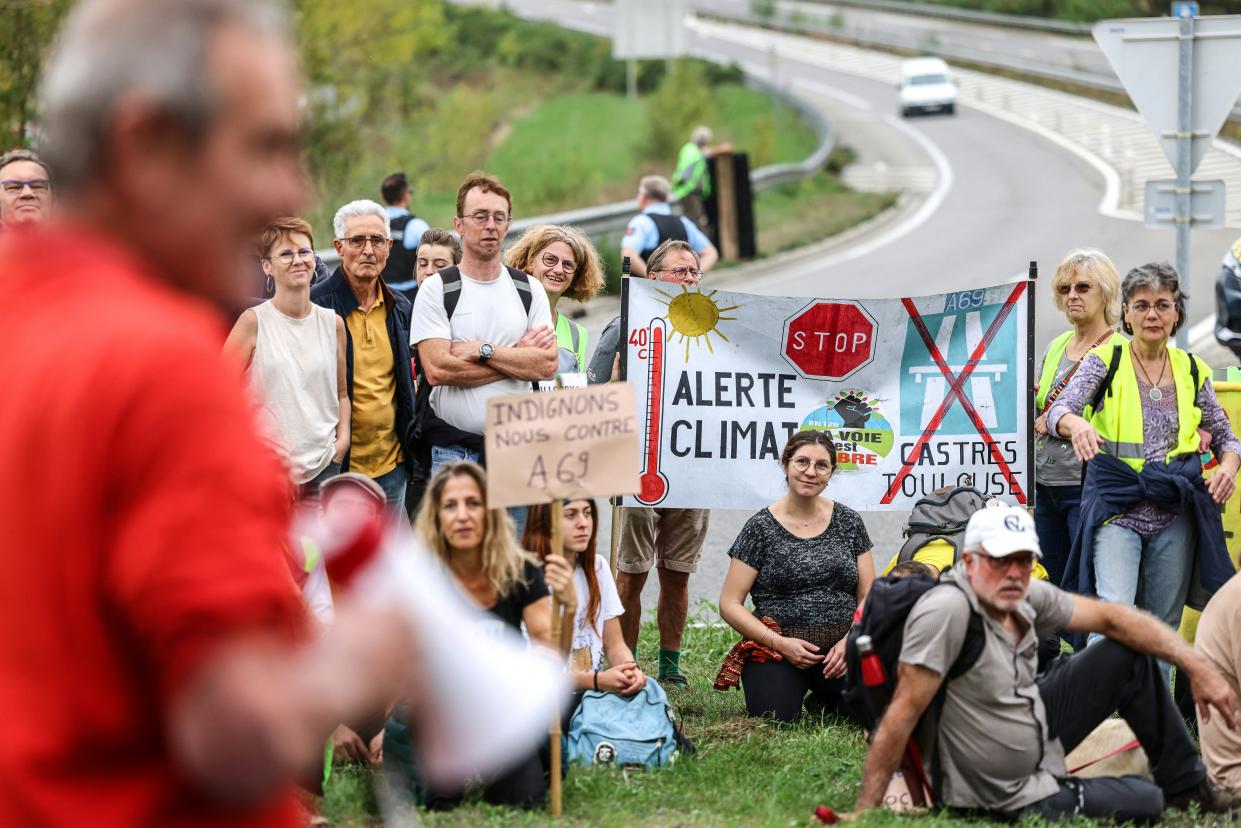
[1149,386,1163,402]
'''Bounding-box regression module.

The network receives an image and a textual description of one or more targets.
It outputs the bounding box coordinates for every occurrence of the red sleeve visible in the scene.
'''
[102,331,304,702]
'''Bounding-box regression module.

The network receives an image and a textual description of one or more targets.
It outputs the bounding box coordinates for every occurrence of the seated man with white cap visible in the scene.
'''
[847,504,1240,822]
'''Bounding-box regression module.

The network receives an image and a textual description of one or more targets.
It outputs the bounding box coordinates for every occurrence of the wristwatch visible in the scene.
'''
[478,342,495,364]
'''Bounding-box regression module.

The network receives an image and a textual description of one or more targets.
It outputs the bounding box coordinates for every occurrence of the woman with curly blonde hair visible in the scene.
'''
[505,224,604,375]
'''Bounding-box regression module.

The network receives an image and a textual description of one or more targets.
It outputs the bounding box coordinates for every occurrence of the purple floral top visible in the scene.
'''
[1046,353,1240,536]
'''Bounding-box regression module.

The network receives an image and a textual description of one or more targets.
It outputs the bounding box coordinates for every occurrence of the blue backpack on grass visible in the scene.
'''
[565,679,693,769]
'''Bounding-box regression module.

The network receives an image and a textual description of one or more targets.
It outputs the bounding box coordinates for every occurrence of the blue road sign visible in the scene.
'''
[1173,1,1199,18]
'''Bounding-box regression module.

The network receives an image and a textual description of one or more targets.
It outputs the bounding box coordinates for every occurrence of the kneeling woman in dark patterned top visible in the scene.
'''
[717,430,876,722]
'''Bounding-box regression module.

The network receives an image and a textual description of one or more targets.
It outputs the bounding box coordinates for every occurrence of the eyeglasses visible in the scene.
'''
[653,266,701,281]
[540,250,577,274]
[980,553,1036,572]
[0,178,50,194]
[460,211,510,226]
[267,247,314,266]
[1056,281,1093,296]
[343,235,389,250]
[790,457,833,476]
[1128,300,1176,315]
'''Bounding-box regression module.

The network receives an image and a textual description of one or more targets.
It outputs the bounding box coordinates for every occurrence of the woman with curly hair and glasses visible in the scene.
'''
[505,224,603,376]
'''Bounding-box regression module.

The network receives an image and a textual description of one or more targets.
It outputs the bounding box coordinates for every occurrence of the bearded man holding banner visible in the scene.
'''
[588,239,709,687]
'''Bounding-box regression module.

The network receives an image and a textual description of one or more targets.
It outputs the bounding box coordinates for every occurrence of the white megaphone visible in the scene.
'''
[309,515,567,789]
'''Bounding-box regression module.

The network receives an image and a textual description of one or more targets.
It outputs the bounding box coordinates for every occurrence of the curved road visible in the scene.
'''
[457,0,1239,623]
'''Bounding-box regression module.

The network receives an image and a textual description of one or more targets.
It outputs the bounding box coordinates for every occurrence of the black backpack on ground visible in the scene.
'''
[895,486,991,568]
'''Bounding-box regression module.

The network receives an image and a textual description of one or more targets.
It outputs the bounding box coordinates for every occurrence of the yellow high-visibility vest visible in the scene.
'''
[1087,338,1207,472]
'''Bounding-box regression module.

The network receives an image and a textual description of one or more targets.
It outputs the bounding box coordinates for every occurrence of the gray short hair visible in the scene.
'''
[639,175,670,202]
[38,0,289,191]
[692,126,713,146]
[1121,262,1187,336]
[646,239,699,275]
[334,199,390,239]
[0,148,49,178]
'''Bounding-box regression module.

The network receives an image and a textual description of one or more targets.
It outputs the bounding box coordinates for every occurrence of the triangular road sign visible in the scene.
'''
[1094,15,1241,175]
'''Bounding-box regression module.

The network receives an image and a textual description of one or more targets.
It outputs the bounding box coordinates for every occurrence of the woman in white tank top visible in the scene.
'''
[224,218,349,491]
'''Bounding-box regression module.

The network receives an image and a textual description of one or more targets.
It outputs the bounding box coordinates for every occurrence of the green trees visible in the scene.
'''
[0,0,70,147]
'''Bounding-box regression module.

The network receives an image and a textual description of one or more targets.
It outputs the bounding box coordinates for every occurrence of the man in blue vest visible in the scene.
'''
[380,171,429,293]
[620,175,718,278]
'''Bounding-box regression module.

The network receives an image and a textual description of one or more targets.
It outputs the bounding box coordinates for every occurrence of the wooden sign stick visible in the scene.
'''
[548,498,569,817]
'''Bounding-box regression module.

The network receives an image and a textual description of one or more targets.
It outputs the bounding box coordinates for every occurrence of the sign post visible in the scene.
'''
[1094,13,1241,346]
[484,384,641,816]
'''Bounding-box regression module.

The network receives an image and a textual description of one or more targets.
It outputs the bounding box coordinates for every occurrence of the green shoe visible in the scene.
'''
[659,672,689,688]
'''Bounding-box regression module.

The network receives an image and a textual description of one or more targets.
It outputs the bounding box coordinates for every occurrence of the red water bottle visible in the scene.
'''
[857,635,891,715]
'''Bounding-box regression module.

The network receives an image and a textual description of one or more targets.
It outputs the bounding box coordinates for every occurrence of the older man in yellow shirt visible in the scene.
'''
[313,199,417,512]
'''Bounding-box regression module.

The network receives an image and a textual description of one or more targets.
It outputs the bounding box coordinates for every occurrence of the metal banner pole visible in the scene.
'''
[1027,260,1038,512]
[1175,14,1194,348]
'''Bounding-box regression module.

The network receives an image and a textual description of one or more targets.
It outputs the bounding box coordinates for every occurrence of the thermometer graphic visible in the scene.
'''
[636,318,669,505]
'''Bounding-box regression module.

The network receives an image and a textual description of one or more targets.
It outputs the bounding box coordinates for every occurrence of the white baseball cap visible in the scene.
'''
[963,504,1042,559]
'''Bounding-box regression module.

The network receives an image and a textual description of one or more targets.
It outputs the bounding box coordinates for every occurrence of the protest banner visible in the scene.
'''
[484,383,640,815]
[620,277,1034,511]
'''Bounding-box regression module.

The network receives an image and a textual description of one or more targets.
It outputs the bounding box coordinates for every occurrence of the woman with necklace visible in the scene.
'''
[716,431,875,722]
[505,225,603,377]
[1032,250,1123,586]
[1048,263,1240,679]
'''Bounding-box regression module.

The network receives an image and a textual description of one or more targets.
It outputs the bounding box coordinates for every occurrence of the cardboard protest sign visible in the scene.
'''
[621,278,1033,511]
[484,383,641,509]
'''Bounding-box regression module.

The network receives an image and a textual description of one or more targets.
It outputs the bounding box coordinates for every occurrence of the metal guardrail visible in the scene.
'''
[715,8,1241,123]
[317,77,835,268]
[787,0,1092,36]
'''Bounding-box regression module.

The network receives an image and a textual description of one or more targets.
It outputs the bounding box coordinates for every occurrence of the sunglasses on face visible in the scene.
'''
[1056,281,1093,296]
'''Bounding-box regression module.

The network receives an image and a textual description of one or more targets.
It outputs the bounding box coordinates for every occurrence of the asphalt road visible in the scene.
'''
[695,0,1117,81]
[455,0,1240,624]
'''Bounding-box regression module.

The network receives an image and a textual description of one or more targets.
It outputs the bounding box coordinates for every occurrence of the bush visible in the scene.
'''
[642,59,716,162]
[750,0,778,18]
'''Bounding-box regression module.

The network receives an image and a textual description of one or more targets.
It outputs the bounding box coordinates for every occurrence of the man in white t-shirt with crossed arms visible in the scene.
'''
[411,173,556,508]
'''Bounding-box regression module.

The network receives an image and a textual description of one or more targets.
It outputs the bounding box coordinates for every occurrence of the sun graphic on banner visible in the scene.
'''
[654,286,740,360]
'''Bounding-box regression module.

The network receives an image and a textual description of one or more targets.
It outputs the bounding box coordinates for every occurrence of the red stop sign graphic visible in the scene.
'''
[782,301,877,380]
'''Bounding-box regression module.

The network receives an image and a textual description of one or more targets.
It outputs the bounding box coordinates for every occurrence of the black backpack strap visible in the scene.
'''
[1087,342,1123,415]
[506,267,534,317]
[440,266,462,320]
[1188,350,1201,402]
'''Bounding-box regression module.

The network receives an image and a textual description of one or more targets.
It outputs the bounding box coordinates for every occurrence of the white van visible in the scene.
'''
[898,57,957,117]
